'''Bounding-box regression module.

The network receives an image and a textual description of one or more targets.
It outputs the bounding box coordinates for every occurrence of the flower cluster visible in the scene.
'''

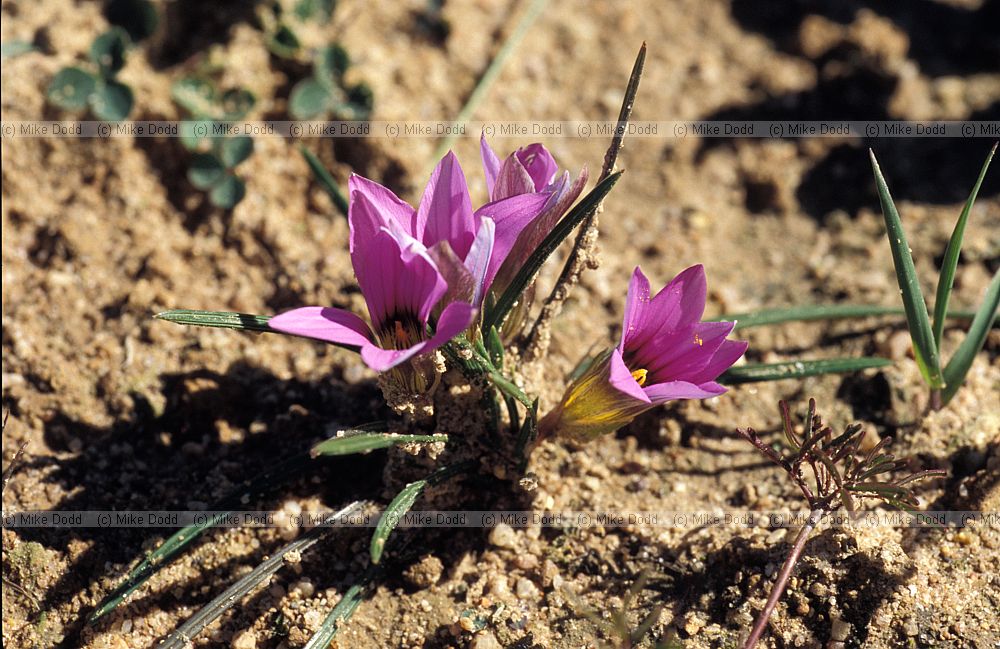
[270,139,744,432]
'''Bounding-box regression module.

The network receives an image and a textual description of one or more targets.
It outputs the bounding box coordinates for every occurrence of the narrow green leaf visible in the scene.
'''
[311,432,448,457]
[942,269,1000,404]
[87,451,316,624]
[707,304,985,330]
[1,40,36,59]
[370,462,473,564]
[718,357,892,385]
[483,171,623,333]
[932,143,996,349]
[157,502,363,649]
[870,150,944,388]
[154,309,272,332]
[486,325,504,367]
[302,568,379,649]
[299,146,349,217]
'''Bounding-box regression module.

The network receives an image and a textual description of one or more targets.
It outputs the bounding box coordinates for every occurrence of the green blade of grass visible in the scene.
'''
[302,567,381,649]
[869,150,944,389]
[87,451,316,624]
[483,171,623,333]
[369,462,474,564]
[158,501,364,649]
[932,142,996,349]
[707,304,985,330]
[300,145,349,217]
[155,309,273,332]
[311,432,448,457]
[941,269,1000,404]
[718,357,892,385]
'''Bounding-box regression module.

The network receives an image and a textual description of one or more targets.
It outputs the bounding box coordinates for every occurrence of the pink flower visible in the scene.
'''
[269,152,550,373]
[480,137,589,301]
[541,265,748,440]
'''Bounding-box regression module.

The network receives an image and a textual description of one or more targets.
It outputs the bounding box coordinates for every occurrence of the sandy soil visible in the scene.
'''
[2,0,999,648]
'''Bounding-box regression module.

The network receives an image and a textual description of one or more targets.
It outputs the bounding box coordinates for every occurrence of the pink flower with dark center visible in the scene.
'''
[541,265,748,440]
[269,151,550,375]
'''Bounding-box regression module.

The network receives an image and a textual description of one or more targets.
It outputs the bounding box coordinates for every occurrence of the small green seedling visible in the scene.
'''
[172,77,256,209]
[259,0,335,60]
[289,45,374,120]
[46,28,134,120]
[870,144,999,408]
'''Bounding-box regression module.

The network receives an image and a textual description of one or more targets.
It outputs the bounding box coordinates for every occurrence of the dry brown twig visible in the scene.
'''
[522,42,647,362]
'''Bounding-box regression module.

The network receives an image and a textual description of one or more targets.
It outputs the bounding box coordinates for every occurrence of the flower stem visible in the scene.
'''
[743,508,824,649]
[929,388,943,411]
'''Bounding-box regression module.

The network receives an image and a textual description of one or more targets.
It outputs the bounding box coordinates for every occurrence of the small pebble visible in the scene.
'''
[515,577,539,599]
[232,630,257,649]
[489,523,517,549]
[290,579,315,598]
[469,631,502,649]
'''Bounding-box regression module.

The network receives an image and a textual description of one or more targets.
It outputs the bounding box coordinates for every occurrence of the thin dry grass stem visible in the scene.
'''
[522,42,646,362]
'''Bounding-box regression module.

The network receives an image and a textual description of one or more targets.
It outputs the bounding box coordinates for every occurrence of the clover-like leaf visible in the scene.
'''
[267,24,301,58]
[172,77,218,118]
[289,78,334,119]
[90,28,131,76]
[315,44,350,85]
[188,153,225,189]
[220,88,256,120]
[47,67,97,110]
[216,136,254,169]
[209,174,247,209]
[335,83,374,120]
[90,79,134,121]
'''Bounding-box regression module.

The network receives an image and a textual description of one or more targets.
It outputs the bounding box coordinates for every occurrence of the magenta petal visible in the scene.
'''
[643,380,726,404]
[269,307,374,348]
[609,348,651,404]
[625,265,708,352]
[516,143,558,191]
[480,136,501,197]
[426,301,478,348]
[492,154,536,200]
[476,192,550,290]
[417,151,476,258]
[360,342,425,372]
[464,218,495,307]
[643,321,736,382]
[621,267,652,350]
[353,229,445,330]
[687,339,748,384]
[348,174,418,240]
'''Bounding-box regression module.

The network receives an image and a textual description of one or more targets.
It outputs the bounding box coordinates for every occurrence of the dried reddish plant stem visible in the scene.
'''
[522,42,646,361]
[929,388,943,411]
[743,508,824,649]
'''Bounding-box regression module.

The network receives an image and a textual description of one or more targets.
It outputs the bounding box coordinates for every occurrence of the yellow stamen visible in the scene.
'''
[693,333,704,346]
[394,320,411,347]
[631,368,648,386]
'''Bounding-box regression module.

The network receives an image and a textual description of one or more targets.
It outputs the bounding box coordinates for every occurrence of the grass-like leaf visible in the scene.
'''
[932,143,996,349]
[157,501,363,649]
[300,145,349,217]
[311,432,448,457]
[302,567,380,649]
[941,269,1000,404]
[370,462,473,564]
[483,171,623,333]
[87,451,316,624]
[155,309,272,332]
[708,304,984,330]
[718,357,892,385]
[870,150,944,389]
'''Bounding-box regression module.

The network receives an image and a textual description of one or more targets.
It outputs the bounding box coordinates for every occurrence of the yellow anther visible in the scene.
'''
[631,368,648,386]
[693,333,704,346]
[394,320,410,346]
